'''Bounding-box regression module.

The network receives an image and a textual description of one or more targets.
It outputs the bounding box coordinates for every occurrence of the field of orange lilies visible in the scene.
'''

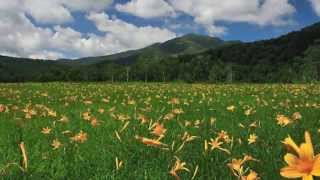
[0,83,319,179]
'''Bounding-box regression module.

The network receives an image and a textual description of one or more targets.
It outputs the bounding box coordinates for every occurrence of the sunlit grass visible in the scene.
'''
[0,83,319,179]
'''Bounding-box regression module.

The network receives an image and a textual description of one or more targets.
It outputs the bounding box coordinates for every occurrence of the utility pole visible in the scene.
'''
[227,63,233,83]
[162,71,165,82]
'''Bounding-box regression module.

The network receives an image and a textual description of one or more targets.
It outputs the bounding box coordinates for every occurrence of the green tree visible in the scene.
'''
[208,60,226,83]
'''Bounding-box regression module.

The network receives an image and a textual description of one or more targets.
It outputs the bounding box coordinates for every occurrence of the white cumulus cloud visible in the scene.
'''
[0,0,176,60]
[24,0,113,24]
[116,0,175,18]
[24,0,73,24]
[309,0,320,16]
[29,51,65,60]
[168,0,296,35]
[87,12,176,51]
[62,0,113,11]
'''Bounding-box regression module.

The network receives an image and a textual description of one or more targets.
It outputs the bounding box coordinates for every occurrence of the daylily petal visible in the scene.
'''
[246,170,258,180]
[284,153,299,166]
[280,166,305,178]
[300,143,314,160]
[314,154,320,165]
[283,136,300,155]
[304,131,314,157]
[311,155,320,176]
[302,174,313,180]
[311,168,320,176]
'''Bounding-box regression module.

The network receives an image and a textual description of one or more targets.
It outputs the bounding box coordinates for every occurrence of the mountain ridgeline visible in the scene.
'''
[73,33,228,65]
[1,23,320,83]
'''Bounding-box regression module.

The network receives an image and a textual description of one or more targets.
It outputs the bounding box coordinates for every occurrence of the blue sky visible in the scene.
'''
[69,0,320,42]
[221,0,319,42]
[0,0,319,59]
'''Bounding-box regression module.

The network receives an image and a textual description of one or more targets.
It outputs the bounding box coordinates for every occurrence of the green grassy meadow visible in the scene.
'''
[0,83,319,179]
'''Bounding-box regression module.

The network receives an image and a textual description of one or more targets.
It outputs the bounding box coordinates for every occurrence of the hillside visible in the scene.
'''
[175,22,320,82]
[0,22,320,82]
[72,33,227,65]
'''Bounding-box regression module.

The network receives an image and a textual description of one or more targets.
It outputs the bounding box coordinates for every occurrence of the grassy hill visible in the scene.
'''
[71,33,228,65]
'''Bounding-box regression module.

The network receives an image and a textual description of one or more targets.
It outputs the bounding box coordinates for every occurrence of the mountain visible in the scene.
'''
[0,33,229,81]
[150,33,225,55]
[0,22,320,82]
[71,33,228,65]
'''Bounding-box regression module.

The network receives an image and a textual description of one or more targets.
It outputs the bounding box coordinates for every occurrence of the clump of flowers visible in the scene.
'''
[276,112,302,127]
[228,155,259,180]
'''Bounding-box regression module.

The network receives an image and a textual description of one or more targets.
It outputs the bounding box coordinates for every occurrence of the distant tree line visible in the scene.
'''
[1,45,319,83]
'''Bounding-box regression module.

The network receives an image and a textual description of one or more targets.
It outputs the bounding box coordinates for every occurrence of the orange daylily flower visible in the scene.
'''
[217,130,231,143]
[82,111,91,121]
[70,130,88,143]
[0,104,5,112]
[47,110,57,117]
[248,134,258,145]
[227,105,236,112]
[51,139,62,150]
[151,123,167,137]
[98,108,105,114]
[137,114,148,124]
[90,117,99,127]
[244,108,255,116]
[169,156,190,180]
[276,114,291,127]
[24,108,37,119]
[228,155,258,179]
[135,135,167,148]
[292,112,302,121]
[249,121,259,128]
[172,108,184,115]
[242,170,259,180]
[41,127,51,135]
[280,131,320,180]
[208,137,230,154]
[168,98,180,105]
[228,155,256,173]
